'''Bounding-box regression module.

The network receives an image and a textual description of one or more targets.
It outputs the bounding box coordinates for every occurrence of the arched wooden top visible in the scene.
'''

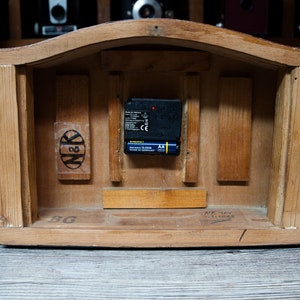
[1,19,300,68]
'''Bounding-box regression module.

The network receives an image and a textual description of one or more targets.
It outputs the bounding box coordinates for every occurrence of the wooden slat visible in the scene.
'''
[8,0,22,39]
[218,77,252,182]
[183,75,201,183]
[102,189,206,209]
[55,75,90,180]
[108,74,122,182]
[97,0,111,23]
[16,67,38,226]
[281,0,294,42]
[282,67,300,228]
[1,247,300,299]
[1,20,300,68]
[100,51,210,72]
[4,227,300,247]
[0,65,23,227]
[268,69,293,226]
[189,0,204,23]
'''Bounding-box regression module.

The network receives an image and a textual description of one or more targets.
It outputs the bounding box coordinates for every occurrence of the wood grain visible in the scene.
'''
[33,206,271,230]
[102,189,206,209]
[268,70,294,226]
[218,77,252,182]
[1,19,300,246]
[108,73,122,182]
[1,246,300,300]
[283,68,300,228]
[183,75,201,183]
[2,225,300,247]
[0,65,23,227]
[0,20,300,67]
[55,75,90,180]
[100,50,210,72]
[16,67,38,226]
[56,75,89,123]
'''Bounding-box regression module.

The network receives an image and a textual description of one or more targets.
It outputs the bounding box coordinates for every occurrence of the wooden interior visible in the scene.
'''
[1,19,300,247]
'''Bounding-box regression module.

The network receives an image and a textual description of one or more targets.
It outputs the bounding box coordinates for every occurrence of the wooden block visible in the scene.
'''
[108,74,122,182]
[183,75,201,183]
[54,122,90,180]
[218,77,252,182]
[55,75,90,180]
[102,189,206,209]
[100,51,210,72]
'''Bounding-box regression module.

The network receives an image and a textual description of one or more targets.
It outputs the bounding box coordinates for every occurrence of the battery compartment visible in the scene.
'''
[124,98,182,156]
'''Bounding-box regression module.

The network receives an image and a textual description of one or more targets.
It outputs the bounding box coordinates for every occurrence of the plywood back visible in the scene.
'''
[31,52,276,210]
[218,77,252,182]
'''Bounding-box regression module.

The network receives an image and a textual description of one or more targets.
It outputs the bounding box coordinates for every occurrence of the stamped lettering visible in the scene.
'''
[49,216,77,224]
[59,129,86,169]
[204,211,234,224]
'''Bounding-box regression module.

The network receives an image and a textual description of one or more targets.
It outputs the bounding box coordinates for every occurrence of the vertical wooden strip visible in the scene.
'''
[183,75,201,183]
[55,75,90,180]
[189,0,204,22]
[281,0,294,43]
[9,0,22,39]
[97,0,111,23]
[218,77,252,182]
[16,67,38,226]
[268,70,293,226]
[108,74,122,182]
[0,65,23,227]
[282,67,300,228]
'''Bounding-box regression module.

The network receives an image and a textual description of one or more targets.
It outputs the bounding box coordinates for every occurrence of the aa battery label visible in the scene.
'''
[125,141,179,155]
[125,111,150,132]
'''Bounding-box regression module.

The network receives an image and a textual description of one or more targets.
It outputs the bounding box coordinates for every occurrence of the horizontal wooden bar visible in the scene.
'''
[102,189,206,209]
[100,50,210,72]
[2,227,300,247]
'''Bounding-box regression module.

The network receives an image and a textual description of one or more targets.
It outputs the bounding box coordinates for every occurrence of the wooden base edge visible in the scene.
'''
[1,227,300,248]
